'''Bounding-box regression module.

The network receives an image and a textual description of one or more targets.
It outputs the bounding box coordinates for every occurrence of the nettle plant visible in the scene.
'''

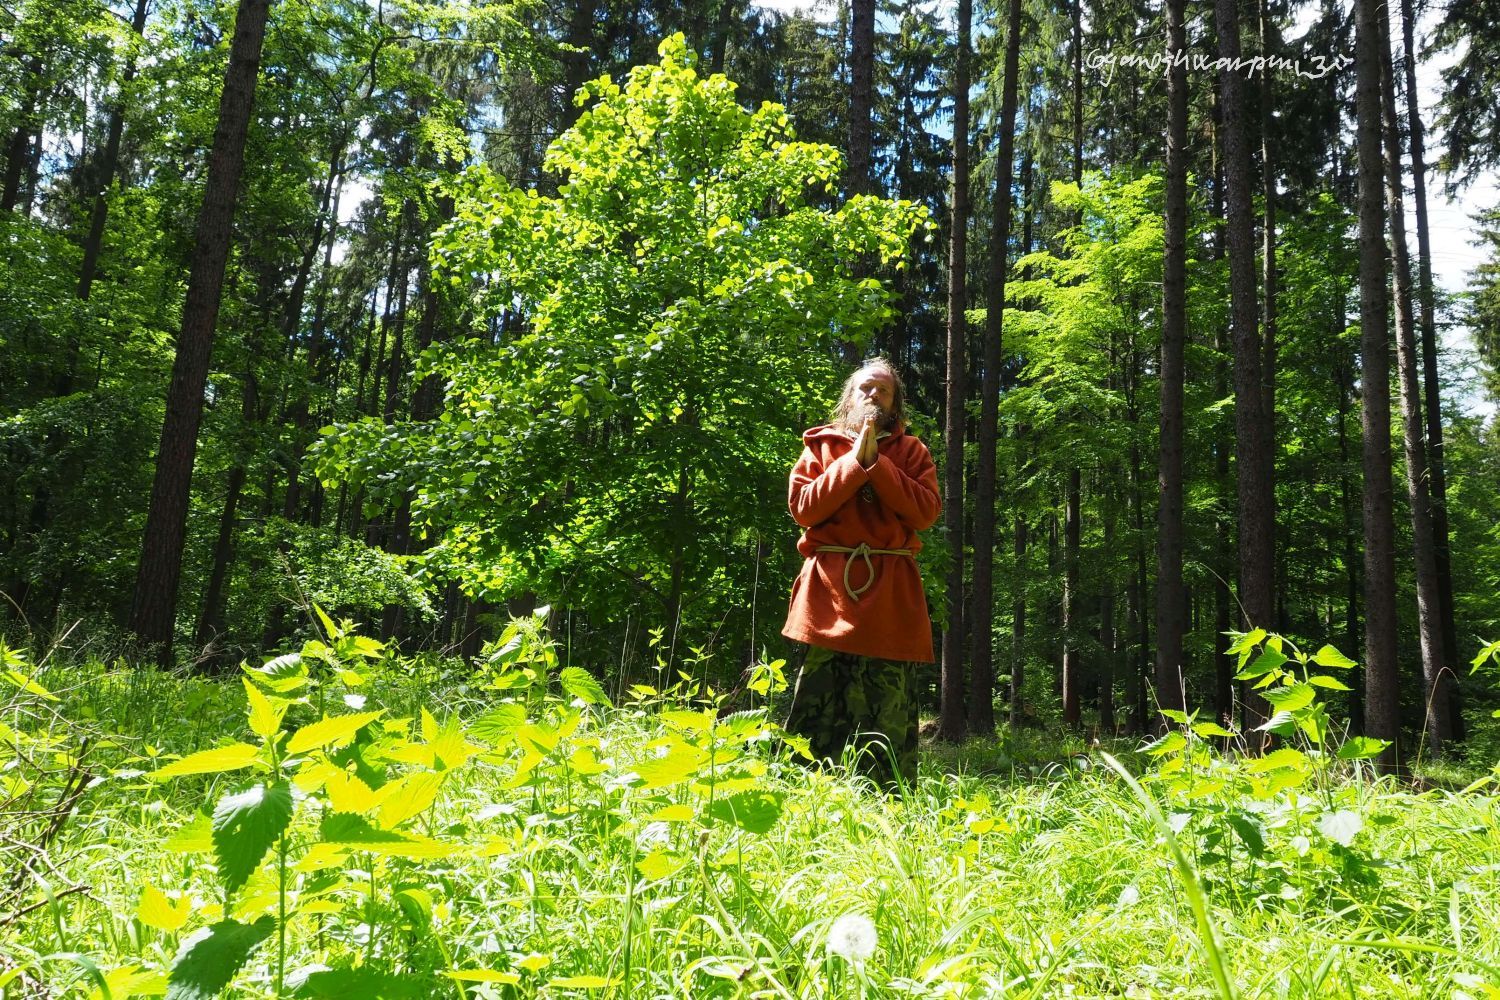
[1141,629,1390,908]
[143,608,480,998]
[137,605,807,997]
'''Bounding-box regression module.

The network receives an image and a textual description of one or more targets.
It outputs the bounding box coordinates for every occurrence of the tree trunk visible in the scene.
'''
[562,0,599,129]
[1157,0,1189,718]
[1378,0,1450,752]
[848,0,874,198]
[1060,467,1082,727]
[281,153,346,520]
[1,54,43,212]
[1259,0,1280,437]
[1400,0,1463,742]
[969,0,1021,737]
[1354,0,1401,774]
[195,464,246,655]
[1099,493,1117,733]
[1129,433,1151,735]
[1010,514,1028,727]
[1216,0,1275,746]
[77,0,151,307]
[1334,311,1364,732]
[938,0,971,743]
[1216,0,1272,633]
[129,0,275,663]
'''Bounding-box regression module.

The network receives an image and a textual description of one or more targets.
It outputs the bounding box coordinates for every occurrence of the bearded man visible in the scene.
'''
[781,357,940,789]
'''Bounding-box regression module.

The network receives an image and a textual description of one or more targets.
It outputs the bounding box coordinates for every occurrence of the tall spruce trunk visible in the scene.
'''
[1377,0,1450,751]
[848,0,874,198]
[1059,0,1084,730]
[1354,0,1401,773]
[1011,515,1028,726]
[1400,0,1463,742]
[969,0,1022,736]
[1335,315,1364,731]
[938,0,971,742]
[1060,468,1082,726]
[1156,0,1189,717]
[562,0,598,129]
[1099,492,1117,732]
[129,0,274,662]
[1216,0,1275,746]
[1258,0,1280,439]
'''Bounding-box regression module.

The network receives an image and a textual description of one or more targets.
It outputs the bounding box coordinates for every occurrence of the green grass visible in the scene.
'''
[3,647,1500,999]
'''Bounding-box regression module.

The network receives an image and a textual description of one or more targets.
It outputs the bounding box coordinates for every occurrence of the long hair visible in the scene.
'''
[831,356,907,431]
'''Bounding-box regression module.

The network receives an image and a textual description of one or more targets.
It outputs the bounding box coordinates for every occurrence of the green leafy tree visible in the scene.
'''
[315,35,928,667]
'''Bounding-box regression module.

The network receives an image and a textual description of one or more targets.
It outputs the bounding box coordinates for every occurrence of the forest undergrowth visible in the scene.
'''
[2,612,1500,999]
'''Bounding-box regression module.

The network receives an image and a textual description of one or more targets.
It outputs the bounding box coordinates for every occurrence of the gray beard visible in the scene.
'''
[838,401,895,434]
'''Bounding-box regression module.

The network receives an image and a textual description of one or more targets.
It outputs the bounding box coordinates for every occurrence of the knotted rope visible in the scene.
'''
[814,542,913,600]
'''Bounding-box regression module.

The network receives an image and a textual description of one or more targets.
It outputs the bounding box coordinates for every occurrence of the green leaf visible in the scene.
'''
[1296,702,1330,746]
[635,849,687,880]
[246,653,308,693]
[470,704,527,747]
[705,789,783,834]
[166,814,214,853]
[136,884,192,932]
[1226,812,1266,856]
[1336,736,1390,760]
[290,966,424,998]
[1191,722,1236,739]
[243,679,286,741]
[1307,675,1351,691]
[166,918,274,1000]
[1159,709,1190,724]
[313,604,340,642]
[442,970,522,985]
[153,743,262,780]
[659,709,715,733]
[1470,639,1500,671]
[286,711,385,755]
[780,733,814,760]
[319,812,461,859]
[212,781,294,900]
[1236,647,1289,679]
[559,666,612,706]
[548,975,619,989]
[1312,644,1358,669]
[374,771,443,829]
[633,743,709,788]
[1146,731,1188,756]
[1224,628,1266,656]
[3,668,58,701]
[1244,747,1308,773]
[1253,709,1297,735]
[1262,683,1315,713]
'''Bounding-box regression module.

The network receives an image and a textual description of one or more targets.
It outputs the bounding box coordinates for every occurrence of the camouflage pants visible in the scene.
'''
[784,644,918,790]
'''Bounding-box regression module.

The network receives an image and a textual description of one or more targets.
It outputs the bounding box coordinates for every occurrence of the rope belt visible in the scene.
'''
[814,542,914,601]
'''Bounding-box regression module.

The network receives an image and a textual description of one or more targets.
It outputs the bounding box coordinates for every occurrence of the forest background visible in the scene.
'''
[4,0,1500,771]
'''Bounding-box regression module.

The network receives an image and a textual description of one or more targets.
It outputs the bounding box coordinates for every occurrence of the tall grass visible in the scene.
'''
[2,638,1498,998]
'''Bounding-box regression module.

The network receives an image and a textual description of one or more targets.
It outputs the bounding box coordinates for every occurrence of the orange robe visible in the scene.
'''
[781,422,940,663]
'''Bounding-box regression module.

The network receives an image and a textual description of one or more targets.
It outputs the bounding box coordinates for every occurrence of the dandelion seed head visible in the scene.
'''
[826,912,878,963]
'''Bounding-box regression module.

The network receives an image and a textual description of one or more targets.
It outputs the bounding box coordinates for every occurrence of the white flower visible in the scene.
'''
[827,913,878,963]
[1318,809,1363,847]
[1116,884,1140,908]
